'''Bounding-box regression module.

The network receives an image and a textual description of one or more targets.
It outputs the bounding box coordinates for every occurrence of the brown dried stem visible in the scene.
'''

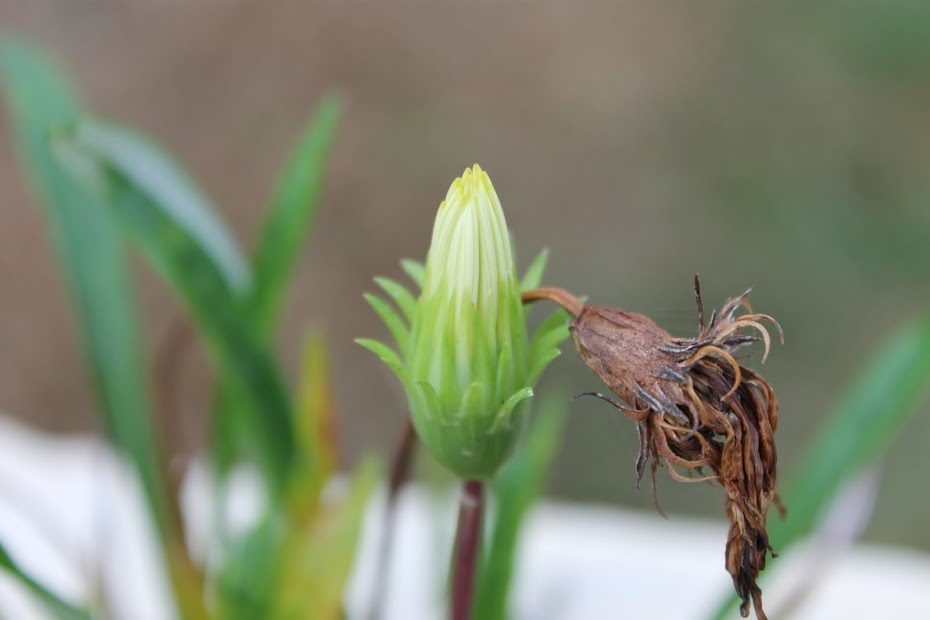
[521,287,584,318]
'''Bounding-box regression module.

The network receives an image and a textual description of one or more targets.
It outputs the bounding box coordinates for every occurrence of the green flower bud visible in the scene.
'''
[359,164,569,479]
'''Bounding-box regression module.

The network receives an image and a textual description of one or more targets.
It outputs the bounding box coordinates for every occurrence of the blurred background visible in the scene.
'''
[1,0,929,555]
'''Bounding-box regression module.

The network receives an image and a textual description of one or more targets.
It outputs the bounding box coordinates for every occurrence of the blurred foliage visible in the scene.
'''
[1,34,573,620]
[0,543,97,620]
[0,37,198,619]
[0,37,373,620]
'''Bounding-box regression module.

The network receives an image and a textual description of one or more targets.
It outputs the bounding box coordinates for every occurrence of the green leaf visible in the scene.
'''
[214,516,283,620]
[0,34,176,574]
[0,544,98,620]
[208,98,340,487]
[289,332,340,520]
[249,95,341,337]
[68,119,249,293]
[708,316,930,619]
[475,400,566,620]
[272,458,381,620]
[61,119,296,499]
[519,248,549,292]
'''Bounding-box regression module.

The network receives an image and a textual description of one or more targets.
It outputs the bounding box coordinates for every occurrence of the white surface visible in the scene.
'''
[1,415,928,620]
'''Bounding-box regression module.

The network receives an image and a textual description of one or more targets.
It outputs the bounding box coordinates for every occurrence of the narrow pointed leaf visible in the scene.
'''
[0,38,207,620]
[290,333,340,519]
[68,120,249,292]
[215,516,283,620]
[61,122,296,498]
[272,458,381,620]
[250,95,341,337]
[0,544,97,620]
[475,400,566,620]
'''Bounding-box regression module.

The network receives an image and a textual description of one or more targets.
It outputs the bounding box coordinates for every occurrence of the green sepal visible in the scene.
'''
[355,338,403,373]
[374,276,417,324]
[528,348,562,386]
[460,382,487,420]
[363,293,410,354]
[491,387,534,432]
[400,258,425,288]
[520,248,549,292]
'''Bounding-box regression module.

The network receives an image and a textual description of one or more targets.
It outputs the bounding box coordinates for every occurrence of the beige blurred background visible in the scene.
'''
[2,1,929,551]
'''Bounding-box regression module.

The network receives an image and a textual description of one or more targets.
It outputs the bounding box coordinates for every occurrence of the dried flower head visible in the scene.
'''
[524,278,783,620]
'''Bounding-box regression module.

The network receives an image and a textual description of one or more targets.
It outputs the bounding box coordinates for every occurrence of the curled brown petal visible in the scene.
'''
[681,345,743,400]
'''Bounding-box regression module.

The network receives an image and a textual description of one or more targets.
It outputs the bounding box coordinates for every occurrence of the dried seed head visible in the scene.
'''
[525,277,784,620]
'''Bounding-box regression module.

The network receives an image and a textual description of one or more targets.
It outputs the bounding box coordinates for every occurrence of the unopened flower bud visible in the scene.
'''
[359,165,567,479]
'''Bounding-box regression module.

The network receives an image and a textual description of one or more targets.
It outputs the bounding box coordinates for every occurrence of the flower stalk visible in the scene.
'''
[451,480,485,620]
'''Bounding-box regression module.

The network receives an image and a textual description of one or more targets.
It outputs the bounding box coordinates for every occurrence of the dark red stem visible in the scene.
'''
[451,480,485,620]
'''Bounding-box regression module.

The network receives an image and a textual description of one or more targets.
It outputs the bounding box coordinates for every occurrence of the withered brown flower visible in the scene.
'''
[523,278,783,620]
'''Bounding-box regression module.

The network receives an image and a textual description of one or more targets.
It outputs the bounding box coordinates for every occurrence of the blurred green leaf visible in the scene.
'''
[0,34,178,576]
[215,516,284,620]
[289,333,341,521]
[474,399,566,620]
[61,119,297,499]
[0,543,97,620]
[250,95,341,338]
[212,96,340,488]
[273,458,380,620]
[709,316,930,619]
[66,118,249,293]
